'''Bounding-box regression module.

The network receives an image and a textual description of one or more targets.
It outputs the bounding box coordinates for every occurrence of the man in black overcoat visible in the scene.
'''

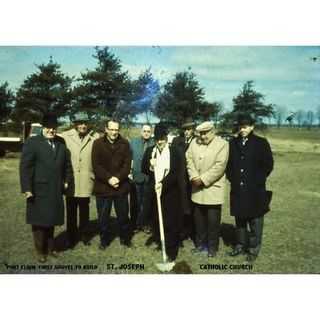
[171,117,196,243]
[142,123,186,261]
[226,114,274,262]
[20,113,73,263]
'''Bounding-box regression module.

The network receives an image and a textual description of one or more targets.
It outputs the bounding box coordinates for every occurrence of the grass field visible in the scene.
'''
[0,128,320,274]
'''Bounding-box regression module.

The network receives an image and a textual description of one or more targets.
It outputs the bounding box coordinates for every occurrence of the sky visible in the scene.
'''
[0,46,319,118]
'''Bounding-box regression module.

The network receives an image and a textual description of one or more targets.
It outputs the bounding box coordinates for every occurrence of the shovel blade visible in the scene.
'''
[156,261,176,272]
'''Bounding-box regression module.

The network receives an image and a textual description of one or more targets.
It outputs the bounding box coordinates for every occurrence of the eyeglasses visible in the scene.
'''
[199,130,211,136]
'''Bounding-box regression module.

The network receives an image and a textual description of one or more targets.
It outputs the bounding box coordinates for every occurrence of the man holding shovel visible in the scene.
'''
[142,123,186,264]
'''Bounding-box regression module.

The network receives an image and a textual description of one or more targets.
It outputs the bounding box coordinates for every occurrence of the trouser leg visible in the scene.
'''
[66,197,78,243]
[96,196,113,245]
[142,182,153,228]
[129,183,138,229]
[47,227,55,253]
[235,216,248,249]
[114,194,130,241]
[32,225,46,255]
[193,204,207,248]
[248,216,264,256]
[207,205,221,253]
[135,183,145,227]
[78,197,90,240]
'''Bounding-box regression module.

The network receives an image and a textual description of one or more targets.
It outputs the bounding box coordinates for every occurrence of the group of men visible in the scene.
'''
[19,112,273,264]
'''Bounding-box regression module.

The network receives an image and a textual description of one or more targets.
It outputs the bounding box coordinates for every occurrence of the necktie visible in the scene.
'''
[49,140,55,150]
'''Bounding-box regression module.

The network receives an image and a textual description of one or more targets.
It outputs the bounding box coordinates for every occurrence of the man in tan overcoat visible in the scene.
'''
[61,113,99,248]
[186,121,229,258]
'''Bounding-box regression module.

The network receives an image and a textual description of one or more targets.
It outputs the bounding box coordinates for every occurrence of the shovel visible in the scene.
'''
[155,184,175,272]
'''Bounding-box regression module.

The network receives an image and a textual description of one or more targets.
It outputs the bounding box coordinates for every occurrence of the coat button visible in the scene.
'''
[240,169,244,172]
[240,181,244,186]
[241,156,244,159]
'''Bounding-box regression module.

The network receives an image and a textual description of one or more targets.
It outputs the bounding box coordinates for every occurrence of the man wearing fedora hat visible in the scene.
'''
[142,123,186,261]
[186,121,229,258]
[20,113,73,263]
[171,117,196,243]
[61,112,99,249]
[226,113,273,262]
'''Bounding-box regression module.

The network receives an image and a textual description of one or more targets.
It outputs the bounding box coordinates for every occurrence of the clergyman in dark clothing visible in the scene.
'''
[142,123,186,262]
[19,113,73,263]
[226,114,274,262]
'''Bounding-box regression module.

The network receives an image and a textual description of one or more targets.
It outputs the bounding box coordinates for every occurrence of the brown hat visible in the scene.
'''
[181,117,196,129]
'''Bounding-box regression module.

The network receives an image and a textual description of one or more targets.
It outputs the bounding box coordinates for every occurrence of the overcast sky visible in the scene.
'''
[0,46,319,116]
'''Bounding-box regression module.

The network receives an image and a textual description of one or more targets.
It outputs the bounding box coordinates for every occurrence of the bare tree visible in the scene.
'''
[295,110,305,128]
[306,110,314,130]
[317,105,320,128]
[274,105,287,128]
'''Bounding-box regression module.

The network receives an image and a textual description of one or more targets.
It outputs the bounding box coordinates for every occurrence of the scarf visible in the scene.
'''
[151,144,170,183]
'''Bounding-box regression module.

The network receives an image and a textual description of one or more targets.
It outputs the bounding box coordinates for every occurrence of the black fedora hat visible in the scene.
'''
[154,123,168,140]
[41,113,58,128]
[181,117,196,129]
[235,113,255,127]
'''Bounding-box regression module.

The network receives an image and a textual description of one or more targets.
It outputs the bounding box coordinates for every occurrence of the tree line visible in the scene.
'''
[1,46,318,131]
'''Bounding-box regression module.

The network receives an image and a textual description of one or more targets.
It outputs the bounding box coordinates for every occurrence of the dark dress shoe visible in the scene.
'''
[208,250,217,258]
[228,246,245,257]
[246,254,257,262]
[145,236,156,247]
[191,246,208,255]
[37,255,47,263]
[82,239,91,246]
[48,250,59,258]
[99,241,109,250]
[66,239,76,250]
[120,239,132,248]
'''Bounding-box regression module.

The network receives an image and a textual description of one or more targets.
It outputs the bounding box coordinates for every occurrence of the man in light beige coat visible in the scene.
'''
[186,121,229,257]
[61,113,99,248]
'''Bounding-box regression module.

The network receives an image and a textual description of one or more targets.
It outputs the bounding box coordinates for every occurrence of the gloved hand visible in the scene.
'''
[155,182,162,195]
[191,178,204,188]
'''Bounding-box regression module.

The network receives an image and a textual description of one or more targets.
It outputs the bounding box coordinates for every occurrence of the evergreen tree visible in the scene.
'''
[232,80,274,120]
[154,71,205,125]
[0,82,15,122]
[72,47,131,121]
[14,57,73,122]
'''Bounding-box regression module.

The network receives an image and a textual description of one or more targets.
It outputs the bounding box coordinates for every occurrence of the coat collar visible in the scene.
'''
[67,128,96,150]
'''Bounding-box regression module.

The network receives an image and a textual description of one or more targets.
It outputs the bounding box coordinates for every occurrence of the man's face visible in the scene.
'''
[105,121,120,141]
[42,126,57,140]
[75,122,89,136]
[199,129,214,145]
[239,125,254,138]
[184,127,194,139]
[156,138,167,152]
[141,125,152,140]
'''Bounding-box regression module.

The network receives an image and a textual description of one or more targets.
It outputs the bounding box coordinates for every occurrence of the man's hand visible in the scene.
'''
[24,191,33,199]
[108,176,120,188]
[191,177,204,188]
[155,182,162,195]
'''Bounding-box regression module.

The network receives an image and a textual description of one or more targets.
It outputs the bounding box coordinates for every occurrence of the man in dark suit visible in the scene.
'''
[129,124,154,233]
[226,114,274,262]
[92,119,132,249]
[19,113,73,263]
[171,117,196,243]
